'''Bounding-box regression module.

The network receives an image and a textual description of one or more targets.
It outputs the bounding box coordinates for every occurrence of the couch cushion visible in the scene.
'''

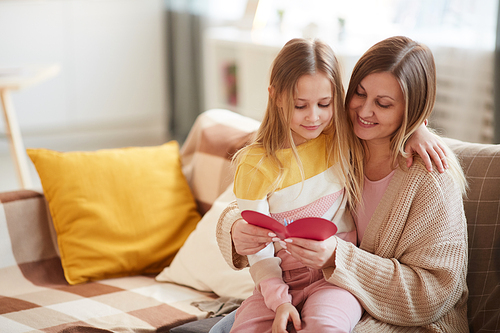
[27,141,201,285]
[444,138,500,332]
[156,184,254,300]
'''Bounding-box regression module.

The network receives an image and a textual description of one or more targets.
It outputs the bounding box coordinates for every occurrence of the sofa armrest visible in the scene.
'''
[0,189,58,266]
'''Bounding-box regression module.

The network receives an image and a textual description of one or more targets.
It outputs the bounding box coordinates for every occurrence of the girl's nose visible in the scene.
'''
[306,107,320,121]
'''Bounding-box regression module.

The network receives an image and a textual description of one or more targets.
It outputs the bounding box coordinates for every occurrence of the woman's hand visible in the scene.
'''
[282,236,338,270]
[231,218,274,256]
[405,122,448,173]
[272,303,301,333]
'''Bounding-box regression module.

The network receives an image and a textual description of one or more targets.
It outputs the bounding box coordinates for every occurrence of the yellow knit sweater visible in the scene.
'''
[216,159,469,332]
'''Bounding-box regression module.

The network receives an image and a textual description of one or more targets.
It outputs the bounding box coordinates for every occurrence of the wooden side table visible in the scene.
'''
[0,65,60,189]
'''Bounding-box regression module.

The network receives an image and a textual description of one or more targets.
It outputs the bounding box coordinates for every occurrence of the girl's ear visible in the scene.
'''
[269,86,283,108]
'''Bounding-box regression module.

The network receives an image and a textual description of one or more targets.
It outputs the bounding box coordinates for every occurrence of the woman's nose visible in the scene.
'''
[357,100,373,117]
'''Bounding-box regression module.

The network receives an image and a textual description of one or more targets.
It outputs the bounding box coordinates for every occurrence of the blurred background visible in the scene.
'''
[0,0,498,192]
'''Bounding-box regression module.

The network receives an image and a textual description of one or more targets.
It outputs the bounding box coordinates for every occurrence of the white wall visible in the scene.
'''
[0,0,169,154]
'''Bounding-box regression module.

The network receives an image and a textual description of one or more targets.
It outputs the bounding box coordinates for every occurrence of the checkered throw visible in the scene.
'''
[0,109,259,333]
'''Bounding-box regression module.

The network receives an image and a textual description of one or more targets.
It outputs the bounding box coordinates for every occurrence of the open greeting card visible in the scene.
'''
[241,210,337,241]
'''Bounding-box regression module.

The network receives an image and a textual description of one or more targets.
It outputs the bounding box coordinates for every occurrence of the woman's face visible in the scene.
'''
[349,72,405,145]
[290,73,333,146]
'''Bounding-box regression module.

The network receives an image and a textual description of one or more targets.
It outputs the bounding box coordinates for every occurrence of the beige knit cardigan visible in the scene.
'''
[216,161,469,332]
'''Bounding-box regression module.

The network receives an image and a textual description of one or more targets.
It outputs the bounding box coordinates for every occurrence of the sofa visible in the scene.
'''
[0,109,499,333]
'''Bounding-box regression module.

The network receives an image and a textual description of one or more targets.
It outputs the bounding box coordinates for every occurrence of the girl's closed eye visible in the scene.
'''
[318,98,332,108]
[355,89,365,97]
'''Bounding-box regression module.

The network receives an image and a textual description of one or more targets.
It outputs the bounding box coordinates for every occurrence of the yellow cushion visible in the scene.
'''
[27,141,201,285]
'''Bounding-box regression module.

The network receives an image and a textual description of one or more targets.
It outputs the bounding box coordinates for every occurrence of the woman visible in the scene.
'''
[215,36,468,332]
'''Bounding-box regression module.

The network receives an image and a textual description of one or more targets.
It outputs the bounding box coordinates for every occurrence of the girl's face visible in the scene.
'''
[290,73,333,146]
[349,72,405,145]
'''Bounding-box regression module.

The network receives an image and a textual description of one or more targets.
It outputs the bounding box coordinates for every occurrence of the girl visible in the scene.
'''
[231,38,361,332]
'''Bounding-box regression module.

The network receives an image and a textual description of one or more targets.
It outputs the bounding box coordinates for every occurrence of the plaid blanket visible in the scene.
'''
[0,190,217,332]
[0,109,259,333]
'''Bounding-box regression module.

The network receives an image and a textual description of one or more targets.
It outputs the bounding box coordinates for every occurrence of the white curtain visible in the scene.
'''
[391,0,498,143]
[431,46,494,143]
[339,0,498,143]
[168,0,499,143]
[165,0,207,142]
[222,0,499,143]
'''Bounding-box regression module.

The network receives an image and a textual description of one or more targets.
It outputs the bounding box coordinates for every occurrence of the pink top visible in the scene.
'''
[355,170,396,245]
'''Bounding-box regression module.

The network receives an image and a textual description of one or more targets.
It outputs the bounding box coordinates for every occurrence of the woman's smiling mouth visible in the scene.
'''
[358,116,376,126]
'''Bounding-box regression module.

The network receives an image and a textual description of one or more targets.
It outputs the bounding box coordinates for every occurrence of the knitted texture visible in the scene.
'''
[217,160,468,332]
[216,201,248,270]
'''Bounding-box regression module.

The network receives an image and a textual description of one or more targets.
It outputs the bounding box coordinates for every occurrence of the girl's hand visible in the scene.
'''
[282,236,338,270]
[273,303,301,333]
[405,122,448,173]
[231,218,274,256]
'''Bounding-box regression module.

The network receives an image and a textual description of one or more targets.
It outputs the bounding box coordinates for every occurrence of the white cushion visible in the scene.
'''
[156,184,254,300]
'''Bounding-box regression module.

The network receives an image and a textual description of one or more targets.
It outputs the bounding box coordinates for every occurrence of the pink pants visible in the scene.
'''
[231,251,363,333]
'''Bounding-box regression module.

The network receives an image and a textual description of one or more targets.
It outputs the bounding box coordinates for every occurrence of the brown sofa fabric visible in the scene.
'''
[444,138,500,332]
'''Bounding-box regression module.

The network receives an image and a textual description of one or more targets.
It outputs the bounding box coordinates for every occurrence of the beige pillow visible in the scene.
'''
[156,184,254,299]
[27,141,201,284]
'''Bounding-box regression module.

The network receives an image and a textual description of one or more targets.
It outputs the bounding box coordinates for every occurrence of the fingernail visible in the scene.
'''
[272,237,280,242]
[284,239,293,243]
[279,241,287,248]
[268,232,276,237]
[285,250,291,255]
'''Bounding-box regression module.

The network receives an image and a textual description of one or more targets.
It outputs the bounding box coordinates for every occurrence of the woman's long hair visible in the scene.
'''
[343,36,467,203]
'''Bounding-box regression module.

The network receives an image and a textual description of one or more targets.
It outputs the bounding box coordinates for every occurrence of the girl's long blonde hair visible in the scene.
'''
[233,38,357,205]
[343,36,467,205]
